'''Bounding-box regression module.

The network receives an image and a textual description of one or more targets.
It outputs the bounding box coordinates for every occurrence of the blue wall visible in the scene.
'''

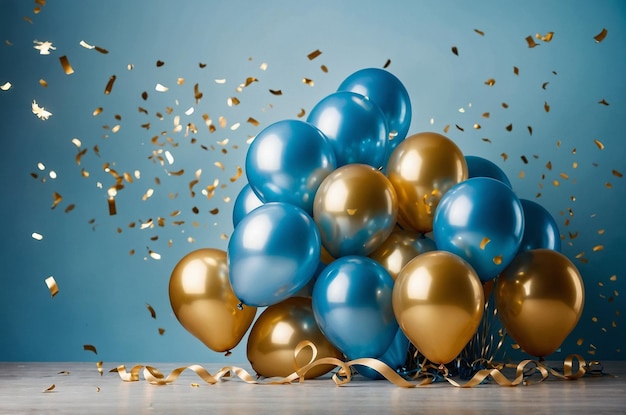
[0,0,624,363]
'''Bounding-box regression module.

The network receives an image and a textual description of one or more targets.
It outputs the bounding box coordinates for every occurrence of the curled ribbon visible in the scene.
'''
[113,343,591,388]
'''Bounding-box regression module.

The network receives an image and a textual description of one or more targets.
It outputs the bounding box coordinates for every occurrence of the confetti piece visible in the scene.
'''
[480,237,490,250]
[144,303,157,320]
[79,40,94,49]
[191,383,200,388]
[33,40,56,55]
[594,28,608,43]
[527,126,533,135]
[227,97,240,106]
[155,83,169,92]
[302,77,314,86]
[96,361,103,376]
[58,55,74,75]
[45,276,58,297]
[51,192,63,209]
[505,124,513,132]
[269,89,282,95]
[321,65,328,73]
[104,75,116,95]
[307,49,322,60]
[230,166,243,182]
[108,197,117,216]
[83,344,97,354]
[484,78,496,86]
[612,169,623,178]
[32,232,43,240]
[64,204,75,213]
[577,338,584,346]
[44,384,55,392]
[383,59,391,68]
[149,250,161,260]
[0,82,11,91]
[158,328,165,335]
[32,100,52,120]
[593,245,604,252]
[593,139,605,150]
[493,256,503,265]
[513,66,519,75]
[474,29,485,36]
[535,32,554,42]
[451,46,459,56]
[544,101,550,112]
[525,36,539,48]
[156,60,165,67]
[598,98,609,106]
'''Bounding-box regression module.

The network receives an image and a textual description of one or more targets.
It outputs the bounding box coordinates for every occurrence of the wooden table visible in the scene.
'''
[0,361,623,414]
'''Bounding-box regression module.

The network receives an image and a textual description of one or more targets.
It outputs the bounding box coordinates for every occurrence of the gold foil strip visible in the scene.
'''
[474,29,485,36]
[97,361,103,376]
[146,304,156,319]
[307,49,322,60]
[594,28,608,43]
[269,89,282,95]
[593,139,604,150]
[45,276,58,297]
[525,36,539,48]
[59,55,74,74]
[104,75,116,95]
[51,192,62,209]
[83,344,98,354]
[44,384,55,392]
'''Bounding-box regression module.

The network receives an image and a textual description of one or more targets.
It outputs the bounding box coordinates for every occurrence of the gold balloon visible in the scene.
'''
[313,163,398,258]
[369,229,435,280]
[169,248,256,353]
[495,249,585,357]
[247,297,344,378]
[386,132,467,233]
[393,251,484,364]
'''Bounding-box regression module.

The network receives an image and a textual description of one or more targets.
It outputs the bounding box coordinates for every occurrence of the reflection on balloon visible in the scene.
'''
[338,68,412,156]
[314,164,398,258]
[228,202,321,307]
[386,132,467,233]
[312,256,398,358]
[232,184,263,228]
[495,249,584,358]
[433,177,524,282]
[465,155,512,188]
[245,120,336,215]
[169,248,257,353]
[307,91,388,168]
[518,199,561,252]
[393,251,484,364]
[247,297,344,378]
[369,229,436,280]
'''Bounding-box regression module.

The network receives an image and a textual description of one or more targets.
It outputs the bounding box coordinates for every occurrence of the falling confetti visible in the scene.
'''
[33,40,55,55]
[0,82,11,91]
[32,232,43,240]
[307,49,322,60]
[594,28,608,43]
[146,304,157,319]
[383,59,391,68]
[43,384,56,393]
[598,98,609,106]
[451,46,459,56]
[59,55,74,75]
[484,78,495,86]
[593,139,605,150]
[45,276,58,297]
[269,89,282,95]
[104,76,116,95]
[474,29,485,36]
[525,36,539,48]
[535,32,554,42]
[31,100,52,120]
[83,344,98,354]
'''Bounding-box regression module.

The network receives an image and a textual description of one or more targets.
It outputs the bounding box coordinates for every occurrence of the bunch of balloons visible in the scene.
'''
[169,68,585,379]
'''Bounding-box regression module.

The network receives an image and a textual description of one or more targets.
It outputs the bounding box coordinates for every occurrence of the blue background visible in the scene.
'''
[0,0,624,363]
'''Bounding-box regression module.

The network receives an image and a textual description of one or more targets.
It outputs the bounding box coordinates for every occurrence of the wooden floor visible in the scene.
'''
[0,361,623,414]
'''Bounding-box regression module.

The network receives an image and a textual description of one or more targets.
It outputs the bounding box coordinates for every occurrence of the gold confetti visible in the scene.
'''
[493,255,503,265]
[321,65,328,73]
[191,383,200,388]
[58,55,74,75]
[230,166,243,182]
[525,36,539,48]
[501,153,508,161]
[32,100,52,120]
[484,78,496,86]
[593,245,604,252]
[96,361,103,376]
[513,66,519,75]
[383,59,391,68]
[146,304,156,319]
[594,28,608,43]
[38,78,48,88]
[269,89,282,95]
[45,276,58,297]
[482,138,492,143]
[535,32,554,42]
[227,97,240,106]
[156,60,165,67]
[577,338,584,346]
[44,384,55,393]
[64,204,75,213]
[0,81,11,91]
[502,102,509,109]
[451,46,459,56]
[544,101,550,112]
[610,275,617,281]
[593,139,605,150]
[297,108,306,118]
[612,169,623,178]
[303,77,314,86]
[598,98,609,106]
[473,124,481,129]
[104,75,116,95]
[480,237,490,250]
[307,49,322,60]
[474,29,485,36]
[482,112,490,118]
[32,232,43,240]
[158,328,165,335]
[560,172,569,180]
[51,192,63,209]
[149,250,161,260]
[155,83,169,92]
[79,40,94,49]
[108,197,117,216]
[505,124,513,132]
[94,45,108,54]
[83,344,98,354]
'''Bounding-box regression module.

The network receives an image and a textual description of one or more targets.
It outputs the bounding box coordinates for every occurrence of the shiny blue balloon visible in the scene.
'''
[465,155,512,188]
[353,328,410,380]
[232,184,263,228]
[519,199,561,252]
[307,91,388,168]
[338,68,412,156]
[245,120,336,215]
[228,202,321,307]
[433,177,524,282]
[312,256,398,358]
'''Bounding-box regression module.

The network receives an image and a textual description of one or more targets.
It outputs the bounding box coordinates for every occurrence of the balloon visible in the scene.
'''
[247,297,344,378]
[354,328,411,380]
[245,120,336,215]
[312,256,398,358]
[465,155,512,188]
[369,229,436,280]
[313,164,398,257]
[433,177,524,282]
[386,132,468,233]
[232,184,263,228]
[495,249,585,357]
[518,199,561,252]
[169,249,257,353]
[307,91,388,168]
[338,68,412,154]
[393,251,484,364]
[228,202,321,307]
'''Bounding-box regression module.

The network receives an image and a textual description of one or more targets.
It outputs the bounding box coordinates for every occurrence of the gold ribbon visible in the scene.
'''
[113,343,591,388]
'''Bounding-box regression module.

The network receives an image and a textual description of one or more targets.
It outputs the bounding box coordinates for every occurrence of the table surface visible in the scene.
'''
[0,361,623,414]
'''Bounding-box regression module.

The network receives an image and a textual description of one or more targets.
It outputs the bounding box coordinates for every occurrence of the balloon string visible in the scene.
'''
[113,343,591,388]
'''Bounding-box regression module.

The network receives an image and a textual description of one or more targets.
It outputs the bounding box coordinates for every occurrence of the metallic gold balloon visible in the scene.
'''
[169,249,256,353]
[313,163,398,258]
[386,132,467,233]
[369,229,436,280]
[393,251,484,364]
[247,297,344,378]
[495,249,585,357]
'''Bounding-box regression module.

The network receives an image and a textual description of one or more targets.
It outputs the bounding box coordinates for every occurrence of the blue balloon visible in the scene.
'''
[519,199,561,252]
[307,91,388,169]
[232,184,263,228]
[465,155,512,188]
[338,68,412,156]
[228,203,321,307]
[433,177,524,282]
[312,256,398,358]
[354,328,410,380]
[245,120,336,215]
